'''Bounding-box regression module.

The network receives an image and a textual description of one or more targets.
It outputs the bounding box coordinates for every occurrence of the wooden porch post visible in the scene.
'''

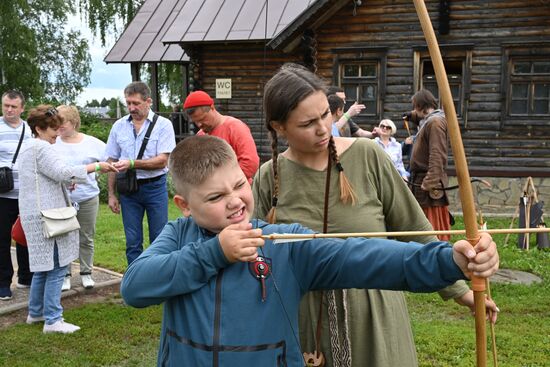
[150,62,160,112]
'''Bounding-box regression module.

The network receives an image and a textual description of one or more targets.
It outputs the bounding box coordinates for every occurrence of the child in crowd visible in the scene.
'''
[121,135,499,367]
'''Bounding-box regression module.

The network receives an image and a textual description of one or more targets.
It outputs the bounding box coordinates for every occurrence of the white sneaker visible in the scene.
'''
[26,314,45,324]
[81,274,95,289]
[62,277,71,292]
[43,319,80,334]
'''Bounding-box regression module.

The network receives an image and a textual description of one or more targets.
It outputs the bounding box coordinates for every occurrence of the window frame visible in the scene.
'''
[331,46,387,124]
[501,43,550,125]
[413,44,473,126]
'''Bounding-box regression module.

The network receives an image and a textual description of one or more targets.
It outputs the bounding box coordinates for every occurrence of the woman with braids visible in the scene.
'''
[253,63,498,367]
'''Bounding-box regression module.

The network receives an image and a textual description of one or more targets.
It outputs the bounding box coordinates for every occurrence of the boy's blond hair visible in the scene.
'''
[169,136,238,196]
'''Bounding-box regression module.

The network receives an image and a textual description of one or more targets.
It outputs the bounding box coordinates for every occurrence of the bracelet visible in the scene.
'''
[95,163,101,172]
[343,112,350,121]
[130,159,135,169]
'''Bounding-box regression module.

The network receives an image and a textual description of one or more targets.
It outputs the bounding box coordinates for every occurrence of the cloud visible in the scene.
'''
[67,13,132,105]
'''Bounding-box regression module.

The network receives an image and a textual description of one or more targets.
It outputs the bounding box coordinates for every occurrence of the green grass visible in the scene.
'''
[93,201,182,274]
[409,216,550,367]
[1,207,549,366]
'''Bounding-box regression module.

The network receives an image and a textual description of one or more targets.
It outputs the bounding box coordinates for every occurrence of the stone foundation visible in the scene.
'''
[446,176,550,216]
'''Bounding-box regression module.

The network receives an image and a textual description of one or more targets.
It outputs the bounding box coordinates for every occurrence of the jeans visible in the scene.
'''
[0,197,33,288]
[28,244,68,324]
[119,174,168,265]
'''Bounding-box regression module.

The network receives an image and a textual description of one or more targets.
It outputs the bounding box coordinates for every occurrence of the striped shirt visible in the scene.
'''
[0,117,32,199]
[105,110,176,179]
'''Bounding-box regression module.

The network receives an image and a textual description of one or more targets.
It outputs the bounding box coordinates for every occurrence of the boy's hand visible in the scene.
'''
[452,233,499,278]
[219,222,264,263]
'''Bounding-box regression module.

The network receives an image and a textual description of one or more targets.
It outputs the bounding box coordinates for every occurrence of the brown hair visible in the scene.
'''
[411,89,438,114]
[124,81,151,100]
[168,135,237,197]
[27,105,64,136]
[1,90,25,106]
[57,105,81,130]
[328,94,345,115]
[263,63,356,223]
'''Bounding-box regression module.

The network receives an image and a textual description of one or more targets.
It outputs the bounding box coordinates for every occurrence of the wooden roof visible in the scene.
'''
[161,0,317,45]
[104,0,189,64]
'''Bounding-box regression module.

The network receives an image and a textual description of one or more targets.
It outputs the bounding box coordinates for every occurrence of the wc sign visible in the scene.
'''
[215,79,232,99]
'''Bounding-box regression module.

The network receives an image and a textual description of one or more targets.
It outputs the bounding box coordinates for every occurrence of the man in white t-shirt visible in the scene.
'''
[0,90,33,300]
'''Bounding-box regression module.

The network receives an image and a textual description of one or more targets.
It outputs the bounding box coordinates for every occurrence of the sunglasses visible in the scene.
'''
[379,124,392,130]
[45,107,58,117]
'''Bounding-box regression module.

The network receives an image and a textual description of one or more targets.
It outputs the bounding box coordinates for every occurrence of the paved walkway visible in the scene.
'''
[0,247,123,316]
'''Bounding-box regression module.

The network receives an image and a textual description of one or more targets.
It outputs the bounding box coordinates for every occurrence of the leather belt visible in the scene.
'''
[137,174,165,185]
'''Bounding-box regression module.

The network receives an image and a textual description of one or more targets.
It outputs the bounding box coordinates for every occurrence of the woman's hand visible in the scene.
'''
[454,290,499,324]
[97,162,119,173]
[87,162,119,174]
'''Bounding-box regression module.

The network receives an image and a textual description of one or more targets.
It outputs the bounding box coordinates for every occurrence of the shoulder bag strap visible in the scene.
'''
[11,124,26,168]
[136,114,159,160]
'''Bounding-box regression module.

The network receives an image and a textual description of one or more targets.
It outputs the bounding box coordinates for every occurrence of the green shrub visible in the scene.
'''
[79,111,112,142]
[97,172,176,204]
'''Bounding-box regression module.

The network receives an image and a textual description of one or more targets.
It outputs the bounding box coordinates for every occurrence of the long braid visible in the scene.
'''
[328,136,357,205]
[266,129,279,224]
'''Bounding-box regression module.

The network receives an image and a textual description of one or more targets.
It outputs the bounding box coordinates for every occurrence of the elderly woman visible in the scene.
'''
[18,105,116,334]
[374,118,410,180]
[53,105,107,291]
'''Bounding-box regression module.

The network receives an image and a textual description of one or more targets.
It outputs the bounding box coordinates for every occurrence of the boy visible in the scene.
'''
[121,136,499,367]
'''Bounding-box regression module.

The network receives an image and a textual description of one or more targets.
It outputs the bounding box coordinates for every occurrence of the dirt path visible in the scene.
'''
[0,283,121,330]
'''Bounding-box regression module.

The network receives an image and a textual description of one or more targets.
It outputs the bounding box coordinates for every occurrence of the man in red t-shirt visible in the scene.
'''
[183,91,259,183]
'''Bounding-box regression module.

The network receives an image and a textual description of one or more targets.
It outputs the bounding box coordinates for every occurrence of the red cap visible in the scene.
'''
[183,91,214,109]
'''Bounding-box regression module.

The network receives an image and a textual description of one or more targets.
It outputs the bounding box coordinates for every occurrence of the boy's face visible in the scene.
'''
[174,162,254,233]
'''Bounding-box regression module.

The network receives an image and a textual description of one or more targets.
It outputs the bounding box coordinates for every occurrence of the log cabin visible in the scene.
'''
[106,0,550,212]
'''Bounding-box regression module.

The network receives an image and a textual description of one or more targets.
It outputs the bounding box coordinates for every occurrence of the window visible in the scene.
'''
[413,45,472,123]
[341,62,380,116]
[332,46,387,123]
[507,59,550,116]
[421,59,464,116]
[502,43,550,124]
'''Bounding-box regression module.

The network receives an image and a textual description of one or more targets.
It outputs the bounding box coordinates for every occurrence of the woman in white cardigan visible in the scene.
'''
[18,105,116,334]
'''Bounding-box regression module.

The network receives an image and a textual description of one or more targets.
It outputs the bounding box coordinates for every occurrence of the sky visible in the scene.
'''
[68,15,132,106]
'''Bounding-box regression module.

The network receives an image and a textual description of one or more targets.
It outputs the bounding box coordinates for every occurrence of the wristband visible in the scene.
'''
[343,112,350,121]
[95,163,101,172]
[130,159,135,169]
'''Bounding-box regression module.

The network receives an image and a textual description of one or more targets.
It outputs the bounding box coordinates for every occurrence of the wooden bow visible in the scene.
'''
[412,1,487,366]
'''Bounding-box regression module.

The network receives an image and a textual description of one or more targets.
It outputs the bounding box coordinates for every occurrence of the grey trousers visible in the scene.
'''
[67,196,99,276]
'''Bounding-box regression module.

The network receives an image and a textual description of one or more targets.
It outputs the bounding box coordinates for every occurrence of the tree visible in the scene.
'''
[107,97,124,118]
[87,99,100,107]
[77,0,144,46]
[0,1,91,102]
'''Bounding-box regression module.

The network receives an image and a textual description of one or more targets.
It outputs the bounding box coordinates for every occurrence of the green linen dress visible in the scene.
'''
[253,138,468,367]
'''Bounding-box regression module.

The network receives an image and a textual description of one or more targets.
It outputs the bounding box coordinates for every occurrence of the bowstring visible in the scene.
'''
[253,0,304,362]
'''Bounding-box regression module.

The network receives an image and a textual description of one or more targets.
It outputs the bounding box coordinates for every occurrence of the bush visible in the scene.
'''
[79,111,112,142]
[97,172,176,204]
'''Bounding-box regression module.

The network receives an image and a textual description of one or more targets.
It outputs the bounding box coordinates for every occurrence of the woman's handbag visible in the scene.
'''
[11,215,27,246]
[34,143,80,239]
[41,206,80,238]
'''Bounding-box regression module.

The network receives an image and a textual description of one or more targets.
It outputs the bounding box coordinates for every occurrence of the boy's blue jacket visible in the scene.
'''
[121,218,466,367]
